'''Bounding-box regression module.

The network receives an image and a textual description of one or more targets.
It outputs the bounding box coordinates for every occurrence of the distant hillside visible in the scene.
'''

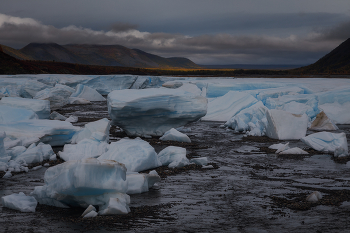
[293,38,350,74]
[200,64,305,70]
[2,43,201,69]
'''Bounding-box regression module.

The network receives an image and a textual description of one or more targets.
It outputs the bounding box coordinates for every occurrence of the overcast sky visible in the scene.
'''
[1,0,350,65]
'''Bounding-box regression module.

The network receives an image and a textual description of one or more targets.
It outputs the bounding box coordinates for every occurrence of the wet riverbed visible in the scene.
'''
[1,102,350,233]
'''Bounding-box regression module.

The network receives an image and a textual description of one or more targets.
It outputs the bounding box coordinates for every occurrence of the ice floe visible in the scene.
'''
[0,105,38,123]
[70,84,106,101]
[108,88,207,136]
[71,118,110,144]
[34,84,75,109]
[0,97,50,119]
[59,139,109,161]
[158,146,190,168]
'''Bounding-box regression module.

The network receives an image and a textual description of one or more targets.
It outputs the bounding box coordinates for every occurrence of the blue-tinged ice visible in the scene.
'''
[126,170,161,194]
[0,132,6,157]
[1,97,50,119]
[0,120,80,146]
[202,91,258,122]
[19,80,51,98]
[70,84,106,101]
[82,75,138,95]
[1,192,37,212]
[98,138,161,172]
[160,128,191,143]
[108,88,207,136]
[0,105,38,123]
[224,101,267,132]
[34,84,75,109]
[301,132,348,157]
[15,142,54,164]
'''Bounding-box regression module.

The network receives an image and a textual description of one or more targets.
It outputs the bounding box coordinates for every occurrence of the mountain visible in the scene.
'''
[294,38,350,74]
[3,43,201,69]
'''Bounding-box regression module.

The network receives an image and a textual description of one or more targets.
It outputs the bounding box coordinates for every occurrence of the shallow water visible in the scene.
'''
[1,102,350,233]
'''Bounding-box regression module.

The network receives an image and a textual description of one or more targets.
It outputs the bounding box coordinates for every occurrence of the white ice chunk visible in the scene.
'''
[158,146,190,168]
[2,171,12,178]
[265,109,308,140]
[99,138,161,172]
[50,111,67,121]
[0,105,38,123]
[59,139,109,161]
[126,171,161,194]
[108,88,207,136]
[81,205,97,217]
[3,137,21,150]
[178,83,202,96]
[160,128,191,143]
[301,132,348,156]
[1,192,37,212]
[309,111,338,131]
[0,161,8,171]
[71,84,106,101]
[34,84,75,110]
[269,143,290,152]
[15,143,54,164]
[0,120,80,146]
[68,97,91,104]
[162,81,183,88]
[0,97,50,119]
[65,116,78,123]
[202,91,258,122]
[278,147,309,154]
[30,186,70,208]
[84,210,98,218]
[306,191,322,202]
[98,194,131,215]
[71,118,110,144]
[190,157,208,166]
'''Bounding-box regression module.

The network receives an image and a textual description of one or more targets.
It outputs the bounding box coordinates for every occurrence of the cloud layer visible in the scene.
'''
[0,13,348,65]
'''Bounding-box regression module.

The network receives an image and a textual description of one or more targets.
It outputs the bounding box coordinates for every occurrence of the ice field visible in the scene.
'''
[0,74,350,231]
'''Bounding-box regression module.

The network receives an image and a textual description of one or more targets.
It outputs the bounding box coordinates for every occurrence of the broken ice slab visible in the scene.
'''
[82,75,138,95]
[265,109,308,140]
[50,111,67,121]
[190,157,208,166]
[15,142,54,164]
[108,88,207,136]
[0,105,38,123]
[1,192,37,212]
[19,80,51,98]
[278,147,309,155]
[301,132,348,156]
[202,91,258,122]
[309,111,338,131]
[0,120,80,146]
[306,191,322,202]
[71,118,110,143]
[162,81,183,88]
[34,84,75,110]
[68,97,91,104]
[59,139,109,161]
[160,128,191,143]
[0,97,50,119]
[70,84,106,101]
[98,138,161,172]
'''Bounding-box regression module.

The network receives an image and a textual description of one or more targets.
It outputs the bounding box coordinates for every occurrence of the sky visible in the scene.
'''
[0,0,350,65]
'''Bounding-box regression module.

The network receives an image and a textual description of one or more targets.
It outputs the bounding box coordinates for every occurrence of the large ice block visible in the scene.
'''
[158,146,190,168]
[70,84,106,101]
[0,105,38,123]
[301,132,348,157]
[0,120,80,146]
[71,118,110,143]
[98,138,161,172]
[202,91,258,122]
[126,171,161,194]
[19,80,51,98]
[265,109,308,140]
[108,88,207,136]
[1,97,50,119]
[15,142,54,164]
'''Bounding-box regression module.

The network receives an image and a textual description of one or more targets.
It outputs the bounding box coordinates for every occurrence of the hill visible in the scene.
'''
[2,43,201,69]
[293,38,350,74]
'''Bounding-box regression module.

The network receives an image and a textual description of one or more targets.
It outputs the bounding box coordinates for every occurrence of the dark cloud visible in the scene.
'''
[314,20,350,41]
[110,22,138,32]
[0,13,346,65]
